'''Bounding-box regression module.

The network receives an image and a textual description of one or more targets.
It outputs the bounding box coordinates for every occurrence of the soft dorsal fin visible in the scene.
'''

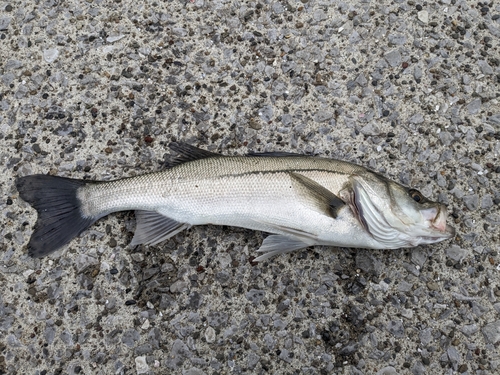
[166,142,219,167]
[247,151,303,157]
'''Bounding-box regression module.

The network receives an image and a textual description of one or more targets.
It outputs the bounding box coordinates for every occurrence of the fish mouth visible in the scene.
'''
[427,205,455,238]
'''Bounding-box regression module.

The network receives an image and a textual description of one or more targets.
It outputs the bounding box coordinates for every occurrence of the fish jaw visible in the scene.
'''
[421,205,455,239]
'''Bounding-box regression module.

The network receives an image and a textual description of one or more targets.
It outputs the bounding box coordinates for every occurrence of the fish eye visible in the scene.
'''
[408,189,424,203]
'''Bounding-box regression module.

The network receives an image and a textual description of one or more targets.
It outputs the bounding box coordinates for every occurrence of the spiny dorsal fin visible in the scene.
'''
[166,142,219,167]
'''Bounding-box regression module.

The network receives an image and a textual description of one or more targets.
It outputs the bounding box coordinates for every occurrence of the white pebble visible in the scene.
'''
[135,356,149,374]
[417,10,429,24]
[205,326,216,343]
[106,35,125,43]
[43,48,59,63]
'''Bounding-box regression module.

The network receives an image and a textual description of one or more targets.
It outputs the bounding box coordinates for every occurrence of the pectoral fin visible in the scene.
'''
[254,235,311,262]
[290,172,345,218]
[131,210,189,246]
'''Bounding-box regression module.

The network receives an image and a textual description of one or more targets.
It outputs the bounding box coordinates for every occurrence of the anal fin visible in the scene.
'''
[131,210,189,246]
[254,235,311,262]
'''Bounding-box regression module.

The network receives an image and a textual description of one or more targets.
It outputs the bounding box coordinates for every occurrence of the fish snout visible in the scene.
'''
[432,206,455,238]
[421,205,455,238]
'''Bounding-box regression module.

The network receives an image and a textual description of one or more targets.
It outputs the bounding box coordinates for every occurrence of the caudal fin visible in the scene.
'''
[16,175,96,258]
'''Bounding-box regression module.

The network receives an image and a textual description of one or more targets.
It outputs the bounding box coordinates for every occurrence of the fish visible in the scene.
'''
[15,142,455,260]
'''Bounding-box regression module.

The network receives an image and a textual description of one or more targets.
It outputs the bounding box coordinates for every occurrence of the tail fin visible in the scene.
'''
[16,175,96,258]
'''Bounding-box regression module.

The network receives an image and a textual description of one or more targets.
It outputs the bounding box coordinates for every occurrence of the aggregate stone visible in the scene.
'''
[417,10,429,24]
[121,329,140,348]
[135,356,149,374]
[0,17,11,30]
[487,113,500,127]
[377,366,398,375]
[246,289,266,305]
[482,321,500,344]
[463,194,480,211]
[384,49,402,67]
[461,324,479,337]
[387,320,404,338]
[445,245,468,262]
[409,113,424,124]
[466,98,482,115]
[477,60,493,75]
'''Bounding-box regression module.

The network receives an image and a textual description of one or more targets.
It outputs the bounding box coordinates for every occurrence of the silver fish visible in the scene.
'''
[16,143,455,260]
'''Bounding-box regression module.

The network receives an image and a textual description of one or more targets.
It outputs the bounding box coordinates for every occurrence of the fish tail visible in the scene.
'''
[16,175,96,258]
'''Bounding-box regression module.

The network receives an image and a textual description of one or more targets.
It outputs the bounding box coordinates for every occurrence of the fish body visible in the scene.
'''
[16,143,455,259]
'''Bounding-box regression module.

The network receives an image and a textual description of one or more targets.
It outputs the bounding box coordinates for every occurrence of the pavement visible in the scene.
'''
[1,0,500,374]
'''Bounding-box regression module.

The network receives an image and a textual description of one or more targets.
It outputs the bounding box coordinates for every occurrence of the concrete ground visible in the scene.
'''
[1,0,500,374]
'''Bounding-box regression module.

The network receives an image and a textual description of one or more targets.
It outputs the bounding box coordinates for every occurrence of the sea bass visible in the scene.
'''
[16,143,455,260]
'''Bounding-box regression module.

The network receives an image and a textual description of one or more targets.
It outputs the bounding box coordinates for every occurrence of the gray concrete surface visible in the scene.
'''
[1,0,500,374]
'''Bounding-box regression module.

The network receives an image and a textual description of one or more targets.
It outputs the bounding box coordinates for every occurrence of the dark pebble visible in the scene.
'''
[32,144,42,153]
[5,4,13,11]
[493,198,500,205]
[495,166,500,173]
[108,238,117,247]
[125,300,136,305]
[382,110,390,117]
[6,197,12,205]
[110,268,118,275]
[416,4,422,11]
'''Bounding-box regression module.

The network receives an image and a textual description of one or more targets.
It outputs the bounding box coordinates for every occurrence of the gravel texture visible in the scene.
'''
[1,0,500,374]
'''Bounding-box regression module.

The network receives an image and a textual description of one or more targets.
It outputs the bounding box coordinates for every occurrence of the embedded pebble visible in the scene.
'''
[384,49,402,67]
[445,245,467,262]
[387,320,404,338]
[482,321,500,344]
[417,10,429,24]
[205,327,216,343]
[409,113,424,124]
[377,366,398,375]
[0,17,11,30]
[477,60,494,75]
[466,98,482,115]
[43,48,59,63]
[463,195,479,211]
[135,356,149,374]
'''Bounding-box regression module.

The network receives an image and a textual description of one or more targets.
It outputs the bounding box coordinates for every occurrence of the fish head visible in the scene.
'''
[348,173,455,248]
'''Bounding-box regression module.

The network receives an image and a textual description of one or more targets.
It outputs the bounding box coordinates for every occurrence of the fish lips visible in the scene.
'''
[421,205,455,238]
